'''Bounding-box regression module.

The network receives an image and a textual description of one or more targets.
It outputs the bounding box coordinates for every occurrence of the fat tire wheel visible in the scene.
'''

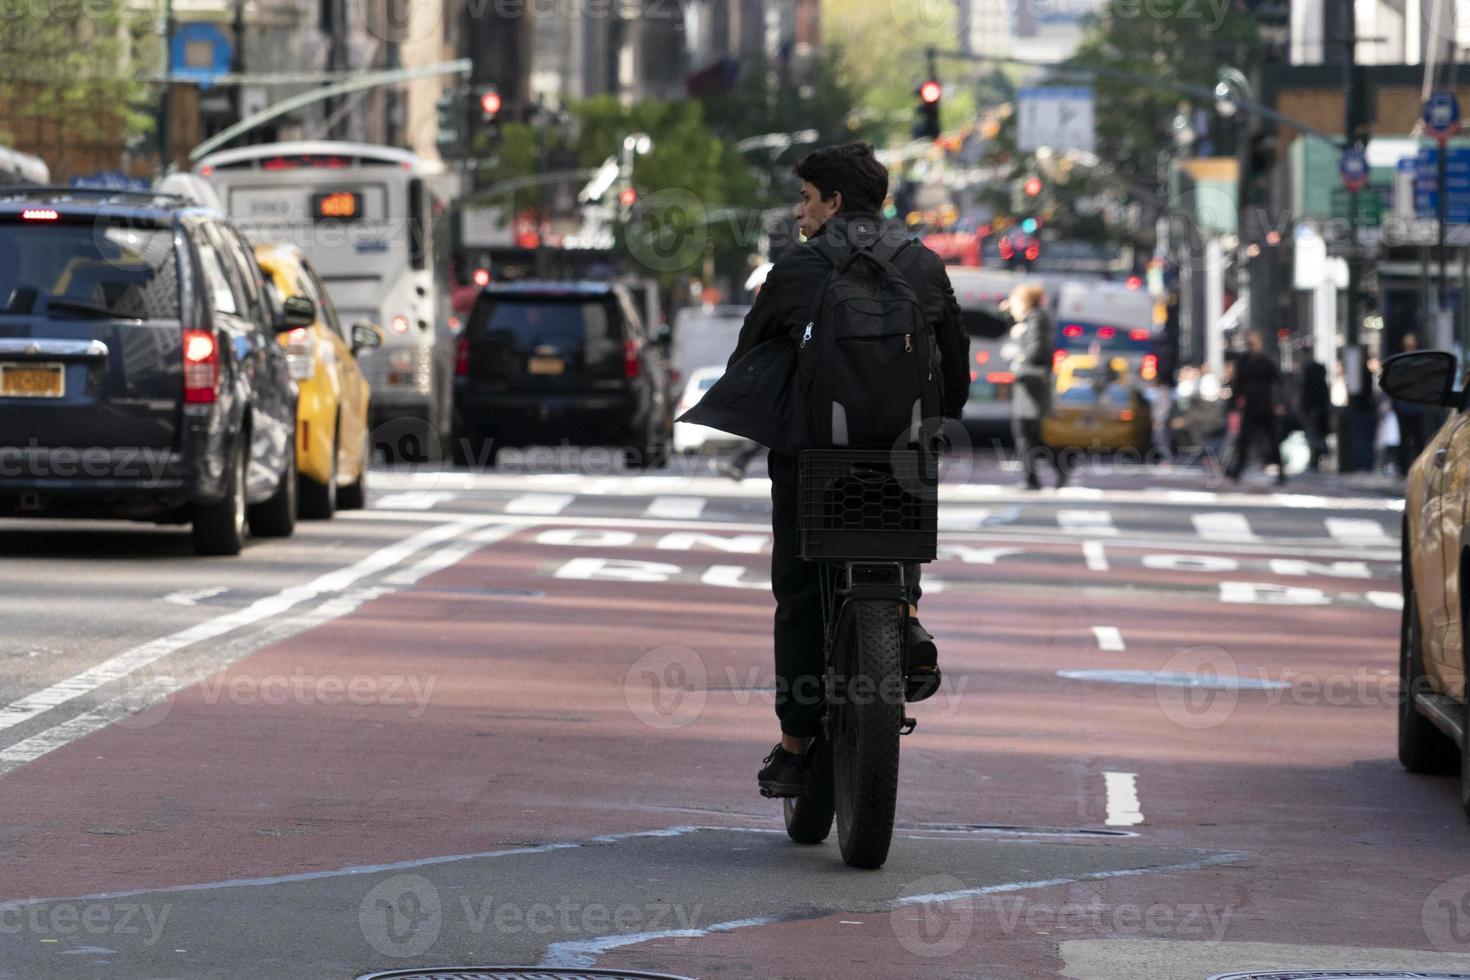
[248,432,297,538]
[833,600,904,869]
[192,437,247,556]
[299,426,338,520]
[1399,579,1460,774]
[338,427,369,511]
[783,734,835,844]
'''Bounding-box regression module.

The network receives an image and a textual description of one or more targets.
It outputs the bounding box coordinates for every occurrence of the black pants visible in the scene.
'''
[1012,416,1067,486]
[768,450,920,737]
[1395,408,1427,474]
[1227,414,1281,478]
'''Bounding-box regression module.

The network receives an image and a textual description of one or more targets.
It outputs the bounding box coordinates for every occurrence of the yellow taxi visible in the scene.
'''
[1041,355,1152,454]
[255,244,381,518]
[1378,350,1469,818]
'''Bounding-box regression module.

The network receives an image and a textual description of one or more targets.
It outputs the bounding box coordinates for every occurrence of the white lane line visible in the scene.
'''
[1082,540,1110,572]
[938,507,993,531]
[382,525,522,587]
[0,518,489,736]
[1325,517,1394,546]
[504,493,576,515]
[644,496,707,520]
[1104,771,1144,826]
[163,587,228,607]
[1091,626,1125,651]
[1191,512,1257,542]
[1057,510,1118,535]
[372,491,459,511]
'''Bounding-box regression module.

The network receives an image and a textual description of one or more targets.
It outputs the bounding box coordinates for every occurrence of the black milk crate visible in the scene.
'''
[797,449,939,562]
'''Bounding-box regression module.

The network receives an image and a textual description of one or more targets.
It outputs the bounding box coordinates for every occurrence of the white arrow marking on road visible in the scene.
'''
[163,587,228,607]
[644,496,707,520]
[1091,626,1125,651]
[1192,512,1258,542]
[373,491,459,511]
[1057,510,1118,535]
[1325,517,1393,546]
[1082,540,1110,572]
[504,493,575,515]
[1104,771,1144,826]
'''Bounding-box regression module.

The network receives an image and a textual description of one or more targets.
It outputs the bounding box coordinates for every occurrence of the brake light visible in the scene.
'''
[21,209,58,221]
[1097,327,1115,340]
[183,329,219,404]
[976,350,989,364]
[970,370,978,382]
[456,335,469,377]
[986,371,1015,384]
[624,338,641,380]
[1063,325,1082,338]
[1142,353,1159,381]
[1130,329,1150,342]
[1120,410,1135,422]
[473,268,490,287]
[1025,243,1039,261]
[391,315,410,334]
[285,327,313,381]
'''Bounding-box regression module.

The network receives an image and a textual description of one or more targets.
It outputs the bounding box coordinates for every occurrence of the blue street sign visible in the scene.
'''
[170,23,232,91]
[1425,90,1461,141]
[1414,144,1470,222]
[1339,146,1369,191]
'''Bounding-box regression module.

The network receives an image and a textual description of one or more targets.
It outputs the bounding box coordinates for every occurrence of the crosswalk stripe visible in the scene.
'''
[1191,512,1257,542]
[1057,510,1118,535]
[644,496,707,520]
[938,507,993,531]
[1324,517,1393,546]
[504,493,575,515]
[373,491,458,511]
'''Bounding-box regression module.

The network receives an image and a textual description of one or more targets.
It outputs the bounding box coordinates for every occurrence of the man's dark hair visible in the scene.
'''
[794,142,889,215]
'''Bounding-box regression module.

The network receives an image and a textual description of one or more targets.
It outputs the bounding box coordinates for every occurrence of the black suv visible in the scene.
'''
[452,281,673,467]
[0,188,301,555]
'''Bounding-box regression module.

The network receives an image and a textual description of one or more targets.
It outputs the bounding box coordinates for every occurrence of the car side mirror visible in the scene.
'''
[351,320,384,354]
[280,295,316,331]
[1379,350,1459,406]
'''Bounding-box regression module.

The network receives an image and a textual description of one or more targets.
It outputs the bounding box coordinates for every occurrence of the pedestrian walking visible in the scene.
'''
[1002,282,1068,489]
[1225,331,1287,485]
[1299,354,1331,472]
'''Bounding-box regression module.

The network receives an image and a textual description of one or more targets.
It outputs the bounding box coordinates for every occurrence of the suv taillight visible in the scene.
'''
[456,335,469,377]
[285,327,313,381]
[624,338,640,380]
[183,329,219,404]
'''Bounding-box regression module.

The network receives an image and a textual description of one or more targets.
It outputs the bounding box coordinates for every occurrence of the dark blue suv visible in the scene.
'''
[0,188,300,555]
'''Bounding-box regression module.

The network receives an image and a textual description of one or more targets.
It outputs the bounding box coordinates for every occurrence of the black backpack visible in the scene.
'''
[797,236,944,448]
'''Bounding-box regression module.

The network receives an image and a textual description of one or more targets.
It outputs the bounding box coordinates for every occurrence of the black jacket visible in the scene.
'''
[1230,351,1282,419]
[680,212,970,452]
[1008,307,1054,421]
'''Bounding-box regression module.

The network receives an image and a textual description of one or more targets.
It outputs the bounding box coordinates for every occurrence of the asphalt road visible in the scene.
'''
[1,451,1466,980]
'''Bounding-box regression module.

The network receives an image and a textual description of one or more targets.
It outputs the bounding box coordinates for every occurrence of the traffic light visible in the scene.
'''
[912,79,941,141]
[618,187,638,207]
[478,87,502,121]
[1023,176,1043,197]
[1020,217,1038,234]
[435,90,462,156]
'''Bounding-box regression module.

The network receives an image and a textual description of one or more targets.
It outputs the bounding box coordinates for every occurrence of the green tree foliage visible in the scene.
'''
[0,0,157,147]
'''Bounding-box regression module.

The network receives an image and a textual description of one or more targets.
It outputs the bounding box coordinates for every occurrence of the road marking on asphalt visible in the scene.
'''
[504,493,576,515]
[163,587,228,607]
[1057,510,1118,535]
[383,525,522,587]
[0,518,491,739]
[1191,512,1257,542]
[1082,540,1110,572]
[1325,517,1393,546]
[644,496,707,520]
[938,507,993,530]
[372,491,459,510]
[1091,626,1125,651]
[1104,771,1144,826]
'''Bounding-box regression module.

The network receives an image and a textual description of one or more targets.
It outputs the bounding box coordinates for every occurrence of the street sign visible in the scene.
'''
[1339,146,1369,191]
[1414,144,1470,222]
[1017,87,1095,154]
[1424,90,1461,142]
[1331,186,1385,225]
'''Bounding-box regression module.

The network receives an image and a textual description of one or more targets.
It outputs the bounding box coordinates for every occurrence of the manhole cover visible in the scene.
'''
[359,970,695,980]
[1210,973,1470,979]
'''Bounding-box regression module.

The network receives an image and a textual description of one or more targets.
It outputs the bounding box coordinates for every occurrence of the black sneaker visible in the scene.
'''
[907,620,941,703]
[757,743,808,798]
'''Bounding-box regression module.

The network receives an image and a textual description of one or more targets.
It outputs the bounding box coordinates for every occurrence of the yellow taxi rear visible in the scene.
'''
[255,244,380,518]
[1042,355,1150,453]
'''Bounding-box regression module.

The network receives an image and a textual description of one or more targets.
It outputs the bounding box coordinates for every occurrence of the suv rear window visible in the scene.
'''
[0,220,179,320]
[472,296,623,371]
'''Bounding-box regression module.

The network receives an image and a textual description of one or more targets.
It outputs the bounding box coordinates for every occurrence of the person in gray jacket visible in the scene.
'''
[1003,282,1068,489]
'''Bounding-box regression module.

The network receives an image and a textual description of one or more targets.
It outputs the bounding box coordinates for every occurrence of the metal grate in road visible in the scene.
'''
[359,969,696,980]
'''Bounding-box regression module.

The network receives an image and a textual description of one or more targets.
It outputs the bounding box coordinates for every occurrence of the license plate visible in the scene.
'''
[0,362,64,398]
[527,356,565,376]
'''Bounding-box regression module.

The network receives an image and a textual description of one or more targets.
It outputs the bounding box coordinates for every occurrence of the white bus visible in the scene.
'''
[195,141,452,454]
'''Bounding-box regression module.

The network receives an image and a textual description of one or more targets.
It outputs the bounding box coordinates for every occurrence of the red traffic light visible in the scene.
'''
[1023,176,1043,197]
[480,91,502,116]
[919,80,942,105]
[619,187,638,207]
